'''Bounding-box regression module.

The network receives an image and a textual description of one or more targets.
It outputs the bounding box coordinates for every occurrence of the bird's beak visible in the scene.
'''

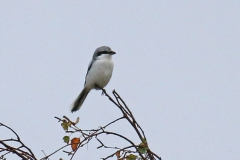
[110,51,116,55]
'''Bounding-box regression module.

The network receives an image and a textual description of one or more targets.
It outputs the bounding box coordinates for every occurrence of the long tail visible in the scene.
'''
[71,87,90,112]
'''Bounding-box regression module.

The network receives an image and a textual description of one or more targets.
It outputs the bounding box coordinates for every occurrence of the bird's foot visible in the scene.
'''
[101,88,106,96]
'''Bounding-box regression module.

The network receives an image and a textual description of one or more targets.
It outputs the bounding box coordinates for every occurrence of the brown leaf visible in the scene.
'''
[71,137,80,151]
[116,150,120,158]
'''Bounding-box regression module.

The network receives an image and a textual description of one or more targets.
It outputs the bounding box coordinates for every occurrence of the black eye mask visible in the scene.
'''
[97,51,109,57]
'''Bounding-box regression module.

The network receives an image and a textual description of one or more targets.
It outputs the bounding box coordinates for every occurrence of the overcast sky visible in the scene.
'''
[1,1,240,160]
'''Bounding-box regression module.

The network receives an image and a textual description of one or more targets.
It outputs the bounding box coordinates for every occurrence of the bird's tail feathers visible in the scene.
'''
[71,87,90,112]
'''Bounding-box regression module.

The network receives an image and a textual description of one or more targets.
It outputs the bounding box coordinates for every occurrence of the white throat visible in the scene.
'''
[97,54,112,60]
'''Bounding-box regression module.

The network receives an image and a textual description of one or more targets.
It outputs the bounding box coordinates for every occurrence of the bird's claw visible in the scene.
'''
[101,89,106,96]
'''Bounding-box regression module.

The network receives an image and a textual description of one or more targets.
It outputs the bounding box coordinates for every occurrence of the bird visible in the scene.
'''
[71,46,116,112]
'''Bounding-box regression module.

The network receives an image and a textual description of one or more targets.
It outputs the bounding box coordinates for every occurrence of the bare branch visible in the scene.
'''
[0,123,37,160]
[1,89,161,160]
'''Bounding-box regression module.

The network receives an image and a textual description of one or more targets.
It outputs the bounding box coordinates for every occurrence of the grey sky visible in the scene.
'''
[1,1,240,160]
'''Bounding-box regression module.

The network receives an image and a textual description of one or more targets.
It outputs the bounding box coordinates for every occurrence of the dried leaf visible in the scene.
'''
[71,137,80,151]
[61,122,68,131]
[63,136,70,144]
[116,150,120,158]
[66,121,72,127]
[126,154,137,160]
[74,117,80,125]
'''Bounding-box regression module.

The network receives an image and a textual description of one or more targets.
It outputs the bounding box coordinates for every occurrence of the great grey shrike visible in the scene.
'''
[71,46,116,112]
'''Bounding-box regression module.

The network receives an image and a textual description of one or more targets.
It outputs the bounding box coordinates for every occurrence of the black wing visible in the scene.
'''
[84,60,94,85]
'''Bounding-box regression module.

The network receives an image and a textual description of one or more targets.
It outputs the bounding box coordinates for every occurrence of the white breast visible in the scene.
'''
[85,54,114,89]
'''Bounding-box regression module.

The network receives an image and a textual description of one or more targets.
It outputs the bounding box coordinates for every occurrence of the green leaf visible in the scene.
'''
[61,122,68,131]
[126,154,137,160]
[63,136,70,144]
[138,139,148,154]
[138,146,148,154]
